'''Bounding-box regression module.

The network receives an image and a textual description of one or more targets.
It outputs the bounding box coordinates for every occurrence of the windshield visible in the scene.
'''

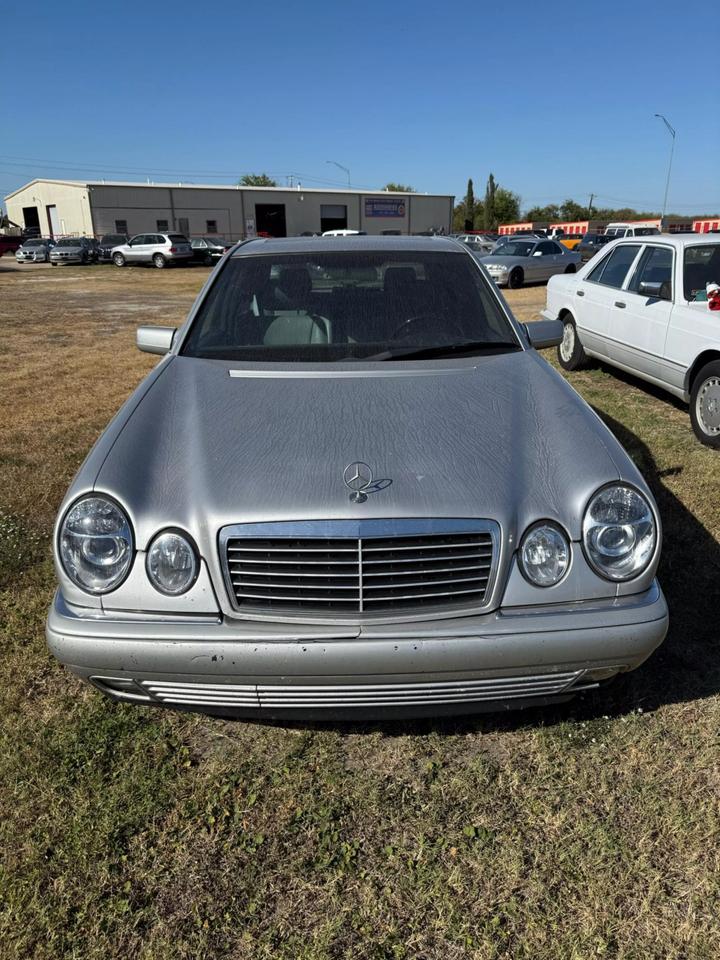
[181,250,519,362]
[56,238,83,246]
[493,241,534,257]
[23,239,45,247]
[684,244,720,301]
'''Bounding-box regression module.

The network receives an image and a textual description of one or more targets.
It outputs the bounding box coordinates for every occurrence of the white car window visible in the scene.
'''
[628,246,674,299]
[587,244,641,288]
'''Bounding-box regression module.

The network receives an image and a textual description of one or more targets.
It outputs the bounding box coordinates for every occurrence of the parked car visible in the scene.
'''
[111,233,193,268]
[455,233,495,254]
[15,237,56,263]
[543,234,720,446]
[97,233,130,262]
[190,237,234,265]
[47,235,668,719]
[0,233,24,257]
[478,238,581,288]
[604,223,660,239]
[576,233,614,262]
[49,237,100,265]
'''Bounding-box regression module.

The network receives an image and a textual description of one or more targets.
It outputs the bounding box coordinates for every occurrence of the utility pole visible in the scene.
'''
[588,193,594,217]
[326,160,351,189]
[654,114,676,227]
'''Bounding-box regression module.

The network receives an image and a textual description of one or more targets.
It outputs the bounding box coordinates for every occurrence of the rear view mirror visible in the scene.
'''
[524,320,563,349]
[638,281,671,301]
[137,325,176,355]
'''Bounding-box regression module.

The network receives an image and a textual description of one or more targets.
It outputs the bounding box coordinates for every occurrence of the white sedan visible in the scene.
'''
[542,234,720,446]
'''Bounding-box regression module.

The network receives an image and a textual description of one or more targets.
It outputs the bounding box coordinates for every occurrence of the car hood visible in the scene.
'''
[91,352,631,552]
[52,245,84,253]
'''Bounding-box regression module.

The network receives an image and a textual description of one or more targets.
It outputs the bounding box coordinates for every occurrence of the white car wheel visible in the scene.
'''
[556,316,588,372]
[695,377,720,437]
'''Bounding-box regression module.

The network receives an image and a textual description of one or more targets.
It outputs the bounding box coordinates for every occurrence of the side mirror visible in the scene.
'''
[638,280,671,301]
[524,320,563,349]
[137,325,176,355]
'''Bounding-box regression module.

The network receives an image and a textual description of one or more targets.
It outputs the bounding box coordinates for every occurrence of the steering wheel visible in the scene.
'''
[390,314,464,341]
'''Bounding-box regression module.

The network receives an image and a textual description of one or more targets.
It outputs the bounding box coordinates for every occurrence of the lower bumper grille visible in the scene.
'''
[220,519,499,617]
[141,671,583,709]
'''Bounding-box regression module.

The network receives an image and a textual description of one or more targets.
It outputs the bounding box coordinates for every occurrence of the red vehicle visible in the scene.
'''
[0,234,23,257]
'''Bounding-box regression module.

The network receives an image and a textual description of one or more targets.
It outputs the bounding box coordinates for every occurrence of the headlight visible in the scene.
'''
[59,496,134,593]
[146,531,198,595]
[583,484,656,581]
[519,523,570,586]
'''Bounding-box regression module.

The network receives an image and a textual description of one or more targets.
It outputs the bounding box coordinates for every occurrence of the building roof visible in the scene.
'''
[3,178,452,201]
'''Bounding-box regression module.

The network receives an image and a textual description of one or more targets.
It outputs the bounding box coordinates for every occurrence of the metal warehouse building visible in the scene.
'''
[3,179,454,240]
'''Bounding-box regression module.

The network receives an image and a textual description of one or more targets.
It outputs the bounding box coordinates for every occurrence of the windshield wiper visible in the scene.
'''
[362,340,522,361]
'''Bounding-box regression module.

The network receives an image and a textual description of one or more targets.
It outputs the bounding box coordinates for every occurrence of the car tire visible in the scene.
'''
[153,253,167,269]
[113,253,126,267]
[203,253,213,266]
[564,264,576,273]
[508,267,524,289]
[557,315,588,371]
[51,262,57,267]
[690,360,720,448]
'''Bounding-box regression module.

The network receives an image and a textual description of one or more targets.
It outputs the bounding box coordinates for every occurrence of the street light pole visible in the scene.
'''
[654,113,676,227]
[326,160,351,189]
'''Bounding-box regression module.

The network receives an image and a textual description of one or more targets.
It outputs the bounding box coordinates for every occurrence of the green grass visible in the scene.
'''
[2,271,720,958]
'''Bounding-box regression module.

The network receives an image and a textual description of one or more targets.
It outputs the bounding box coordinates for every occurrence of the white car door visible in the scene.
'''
[573,243,643,358]
[606,243,675,386]
[664,241,720,395]
[125,235,148,262]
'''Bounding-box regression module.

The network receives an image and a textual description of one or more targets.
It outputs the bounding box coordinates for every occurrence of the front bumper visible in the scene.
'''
[47,582,668,719]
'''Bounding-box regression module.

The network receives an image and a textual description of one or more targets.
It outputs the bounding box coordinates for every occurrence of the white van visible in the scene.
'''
[604,222,661,239]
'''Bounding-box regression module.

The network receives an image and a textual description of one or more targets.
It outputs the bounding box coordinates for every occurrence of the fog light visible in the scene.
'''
[146,530,198,595]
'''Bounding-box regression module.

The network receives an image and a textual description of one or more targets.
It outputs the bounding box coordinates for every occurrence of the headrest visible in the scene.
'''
[384,266,418,294]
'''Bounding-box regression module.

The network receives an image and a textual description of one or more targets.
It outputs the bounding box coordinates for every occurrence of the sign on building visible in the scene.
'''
[364,198,406,218]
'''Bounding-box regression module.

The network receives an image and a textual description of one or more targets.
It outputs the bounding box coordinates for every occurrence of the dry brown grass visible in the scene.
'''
[1,258,720,959]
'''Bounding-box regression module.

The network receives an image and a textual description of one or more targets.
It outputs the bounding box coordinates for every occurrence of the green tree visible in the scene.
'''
[238,173,277,187]
[383,183,416,193]
[484,174,497,231]
[463,178,475,230]
[492,188,521,227]
[559,199,590,221]
[525,204,561,222]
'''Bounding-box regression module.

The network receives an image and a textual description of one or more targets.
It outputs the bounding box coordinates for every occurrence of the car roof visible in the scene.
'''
[610,234,720,247]
[231,235,463,256]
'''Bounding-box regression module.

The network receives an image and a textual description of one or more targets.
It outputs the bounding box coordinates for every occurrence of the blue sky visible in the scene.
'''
[2,0,719,214]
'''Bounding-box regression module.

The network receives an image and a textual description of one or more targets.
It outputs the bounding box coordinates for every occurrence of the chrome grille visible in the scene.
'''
[141,671,582,709]
[220,519,498,616]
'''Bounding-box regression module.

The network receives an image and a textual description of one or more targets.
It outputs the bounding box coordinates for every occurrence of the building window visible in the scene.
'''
[157,219,169,232]
[206,219,218,234]
[115,219,128,234]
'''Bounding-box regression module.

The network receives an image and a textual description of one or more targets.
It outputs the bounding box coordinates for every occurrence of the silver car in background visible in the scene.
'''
[478,237,581,288]
[111,232,193,269]
[49,237,100,265]
[47,236,667,720]
[15,237,56,262]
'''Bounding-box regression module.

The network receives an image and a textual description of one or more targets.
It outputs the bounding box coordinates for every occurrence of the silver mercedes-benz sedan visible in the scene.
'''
[478,237,581,288]
[47,236,668,720]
